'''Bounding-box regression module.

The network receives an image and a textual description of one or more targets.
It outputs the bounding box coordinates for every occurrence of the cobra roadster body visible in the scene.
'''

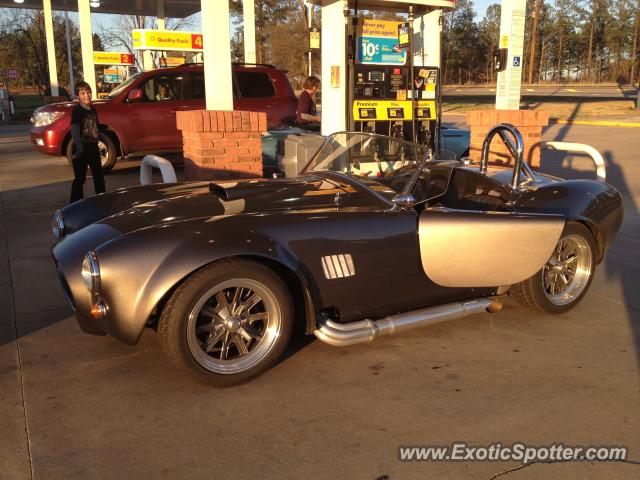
[51,125,623,385]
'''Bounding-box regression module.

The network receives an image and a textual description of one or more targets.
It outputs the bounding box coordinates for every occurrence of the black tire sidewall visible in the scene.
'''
[160,260,294,386]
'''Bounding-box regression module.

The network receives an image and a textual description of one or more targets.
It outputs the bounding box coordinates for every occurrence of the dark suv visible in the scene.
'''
[30,63,297,172]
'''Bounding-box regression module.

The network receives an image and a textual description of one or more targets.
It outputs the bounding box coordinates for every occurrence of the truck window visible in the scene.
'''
[141,74,184,101]
[235,71,275,98]
[189,72,239,100]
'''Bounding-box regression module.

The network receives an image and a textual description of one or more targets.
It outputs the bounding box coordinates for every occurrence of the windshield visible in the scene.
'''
[303,132,456,199]
[107,72,143,99]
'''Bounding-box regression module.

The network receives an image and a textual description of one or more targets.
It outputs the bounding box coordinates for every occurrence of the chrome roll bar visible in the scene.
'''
[480,123,533,189]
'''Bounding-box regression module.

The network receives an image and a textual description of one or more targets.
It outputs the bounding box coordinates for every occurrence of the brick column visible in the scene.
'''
[176,110,266,180]
[466,110,549,168]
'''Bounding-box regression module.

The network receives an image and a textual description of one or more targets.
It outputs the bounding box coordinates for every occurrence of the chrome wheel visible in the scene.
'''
[542,234,593,306]
[186,279,282,375]
[97,140,108,168]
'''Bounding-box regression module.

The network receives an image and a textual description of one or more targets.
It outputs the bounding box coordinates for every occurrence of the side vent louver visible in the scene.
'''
[321,254,355,280]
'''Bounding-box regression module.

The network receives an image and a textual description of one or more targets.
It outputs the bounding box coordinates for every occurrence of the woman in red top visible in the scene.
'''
[296,76,321,130]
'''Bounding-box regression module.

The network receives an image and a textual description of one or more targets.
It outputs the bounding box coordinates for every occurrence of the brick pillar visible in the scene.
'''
[176,110,266,180]
[466,110,549,168]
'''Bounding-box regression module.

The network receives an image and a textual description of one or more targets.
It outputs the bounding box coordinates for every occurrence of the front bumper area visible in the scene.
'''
[76,312,108,336]
[30,125,67,156]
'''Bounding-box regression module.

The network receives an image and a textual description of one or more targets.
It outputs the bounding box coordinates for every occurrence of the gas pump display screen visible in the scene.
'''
[367,70,385,82]
[359,108,377,119]
[387,108,404,119]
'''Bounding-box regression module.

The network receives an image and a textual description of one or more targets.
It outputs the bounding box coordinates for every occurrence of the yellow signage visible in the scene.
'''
[163,56,186,67]
[360,19,401,38]
[353,100,413,121]
[501,35,509,48]
[93,52,134,65]
[353,100,437,121]
[132,29,203,52]
[415,100,437,120]
[309,28,320,50]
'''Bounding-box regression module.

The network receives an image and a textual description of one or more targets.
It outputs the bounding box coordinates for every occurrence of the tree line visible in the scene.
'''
[444,0,640,85]
[2,0,639,95]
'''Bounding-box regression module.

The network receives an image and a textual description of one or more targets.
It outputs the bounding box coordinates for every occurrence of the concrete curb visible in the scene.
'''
[0,136,30,144]
[444,112,640,128]
[549,118,640,127]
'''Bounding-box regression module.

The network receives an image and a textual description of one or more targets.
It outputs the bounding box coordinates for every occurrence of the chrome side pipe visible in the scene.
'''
[313,298,501,347]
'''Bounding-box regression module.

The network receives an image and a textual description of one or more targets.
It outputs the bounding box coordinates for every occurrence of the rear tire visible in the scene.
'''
[65,132,117,173]
[158,259,294,386]
[509,222,596,314]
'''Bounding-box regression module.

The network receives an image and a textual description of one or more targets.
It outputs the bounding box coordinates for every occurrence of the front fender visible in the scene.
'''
[96,220,317,344]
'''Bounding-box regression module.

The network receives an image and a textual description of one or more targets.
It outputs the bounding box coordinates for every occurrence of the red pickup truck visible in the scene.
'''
[30,63,297,172]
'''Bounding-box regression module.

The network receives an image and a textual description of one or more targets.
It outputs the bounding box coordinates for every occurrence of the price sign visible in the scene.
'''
[132,29,204,52]
[93,52,135,65]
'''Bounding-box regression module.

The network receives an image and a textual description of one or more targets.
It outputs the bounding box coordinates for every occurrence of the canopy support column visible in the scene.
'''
[201,0,233,110]
[243,0,256,64]
[77,0,96,94]
[320,0,347,136]
[43,0,59,97]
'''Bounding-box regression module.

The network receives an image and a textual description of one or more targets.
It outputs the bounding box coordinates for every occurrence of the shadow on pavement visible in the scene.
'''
[540,141,640,368]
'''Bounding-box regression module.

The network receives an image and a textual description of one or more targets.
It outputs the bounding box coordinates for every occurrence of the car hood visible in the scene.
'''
[132,174,391,225]
[61,174,393,234]
[35,99,110,113]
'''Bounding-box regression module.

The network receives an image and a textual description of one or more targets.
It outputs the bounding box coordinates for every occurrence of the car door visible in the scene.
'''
[418,207,565,288]
[408,163,566,288]
[128,72,189,152]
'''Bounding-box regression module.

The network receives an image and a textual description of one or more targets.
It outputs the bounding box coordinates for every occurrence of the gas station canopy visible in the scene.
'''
[0,0,200,17]
[307,0,455,13]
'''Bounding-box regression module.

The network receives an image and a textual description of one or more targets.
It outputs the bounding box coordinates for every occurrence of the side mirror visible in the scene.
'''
[127,88,143,102]
[392,193,416,208]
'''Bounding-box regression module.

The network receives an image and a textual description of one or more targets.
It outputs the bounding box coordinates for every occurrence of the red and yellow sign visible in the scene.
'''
[132,29,203,52]
[93,52,134,65]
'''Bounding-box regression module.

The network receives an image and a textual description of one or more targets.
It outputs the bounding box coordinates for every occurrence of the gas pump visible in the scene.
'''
[347,10,442,152]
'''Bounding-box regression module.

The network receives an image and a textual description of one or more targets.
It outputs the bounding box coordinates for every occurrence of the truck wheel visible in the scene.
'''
[158,259,294,386]
[65,133,117,174]
[509,222,596,314]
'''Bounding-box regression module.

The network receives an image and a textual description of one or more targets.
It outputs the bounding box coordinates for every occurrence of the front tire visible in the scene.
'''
[509,222,596,314]
[158,259,294,386]
[66,132,117,173]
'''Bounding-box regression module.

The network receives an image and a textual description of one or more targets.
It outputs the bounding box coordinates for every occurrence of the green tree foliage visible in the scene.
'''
[0,9,103,94]
[230,0,298,64]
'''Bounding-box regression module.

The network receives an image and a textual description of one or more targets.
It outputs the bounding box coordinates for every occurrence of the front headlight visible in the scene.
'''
[81,251,101,293]
[31,110,65,127]
[51,210,65,238]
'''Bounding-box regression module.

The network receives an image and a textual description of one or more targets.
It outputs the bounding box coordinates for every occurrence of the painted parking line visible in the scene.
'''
[526,88,535,92]
[455,89,462,92]
[489,88,496,92]
[565,88,578,92]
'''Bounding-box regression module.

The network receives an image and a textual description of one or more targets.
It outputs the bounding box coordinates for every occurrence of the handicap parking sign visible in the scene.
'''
[513,56,521,67]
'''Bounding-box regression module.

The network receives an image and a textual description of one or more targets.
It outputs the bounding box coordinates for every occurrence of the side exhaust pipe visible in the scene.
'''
[314,298,501,347]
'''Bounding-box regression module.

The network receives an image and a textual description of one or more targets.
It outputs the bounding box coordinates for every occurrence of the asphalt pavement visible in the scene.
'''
[443,85,639,99]
[0,121,638,479]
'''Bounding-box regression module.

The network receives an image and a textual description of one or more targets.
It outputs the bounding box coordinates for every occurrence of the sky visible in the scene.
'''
[1,1,497,53]
[473,0,497,20]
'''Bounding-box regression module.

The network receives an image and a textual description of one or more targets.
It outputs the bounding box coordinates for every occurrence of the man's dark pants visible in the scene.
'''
[70,142,106,203]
